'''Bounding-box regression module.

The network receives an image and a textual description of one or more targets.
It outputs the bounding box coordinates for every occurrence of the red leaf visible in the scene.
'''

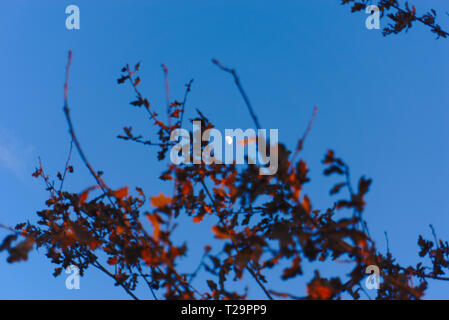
[212,226,231,240]
[193,214,204,223]
[79,190,89,205]
[151,193,172,208]
[147,214,161,240]
[114,186,129,199]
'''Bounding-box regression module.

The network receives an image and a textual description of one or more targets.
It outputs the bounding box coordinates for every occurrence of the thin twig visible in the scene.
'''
[92,260,139,300]
[212,59,261,131]
[384,231,390,254]
[161,64,171,127]
[62,51,114,206]
[430,224,439,248]
[246,265,273,300]
[72,247,139,300]
[179,79,194,128]
[187,251,207,282]
[59,138,74,191]
[291,106,318,162]
[125,64,170,134]
[137,264,158,300]
[0,223,20,234]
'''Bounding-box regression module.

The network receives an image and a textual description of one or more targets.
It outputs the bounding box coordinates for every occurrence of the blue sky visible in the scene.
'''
[0,0,448,299]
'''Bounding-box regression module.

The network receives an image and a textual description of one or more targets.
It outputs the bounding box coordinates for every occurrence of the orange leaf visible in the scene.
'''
[79,186,98,205]
[89,240,100,250]
[114,186,129,199]
[141,248,155,265]
[136,187,145,198]
[151,193,172,208]
[147,214,161,240]
[116,226,126,235]
[171,109,181,118]
[79,190,89,205]
[213,188,227,198]
[237,136,256,146]
[182,180,193,195]
[212,225,231,240]
[302,195,311,214]
[307,282,333,299]
[107,257,118,265]
[193,215,204,223]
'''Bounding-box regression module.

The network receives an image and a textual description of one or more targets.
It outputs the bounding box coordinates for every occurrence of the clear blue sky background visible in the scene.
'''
[0,0,448,299]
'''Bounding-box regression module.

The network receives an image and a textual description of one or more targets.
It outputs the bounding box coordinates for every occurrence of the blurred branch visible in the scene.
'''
[212,59,261,131]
